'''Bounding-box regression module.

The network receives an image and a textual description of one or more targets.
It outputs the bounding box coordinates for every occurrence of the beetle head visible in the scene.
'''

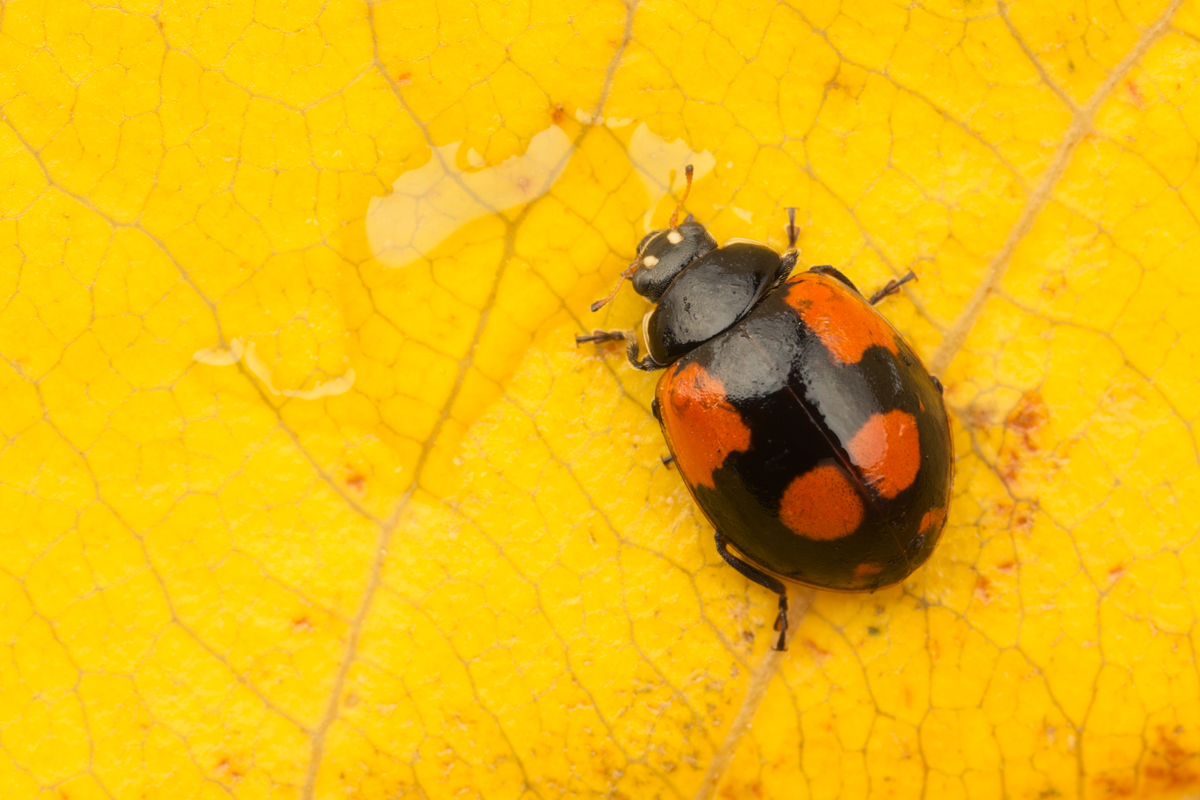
[588,165,717,313]
[628,216,718,302]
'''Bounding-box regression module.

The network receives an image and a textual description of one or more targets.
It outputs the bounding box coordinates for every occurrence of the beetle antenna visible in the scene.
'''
[668,165,694,229]
[785,207,799,252]
[588,262,639,313]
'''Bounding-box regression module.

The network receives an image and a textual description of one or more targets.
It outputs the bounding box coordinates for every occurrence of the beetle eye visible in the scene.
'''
[636,231,657,253]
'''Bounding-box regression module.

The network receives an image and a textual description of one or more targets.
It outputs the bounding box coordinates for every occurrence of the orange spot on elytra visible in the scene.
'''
[849,561,884,588]
[846,410,920,498]
[784,274,899,364]
[657,362,752,490]
[779,464,863,540]
[919,506,947,535]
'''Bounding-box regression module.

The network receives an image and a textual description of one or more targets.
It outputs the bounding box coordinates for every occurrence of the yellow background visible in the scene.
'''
[2,0,1200,797]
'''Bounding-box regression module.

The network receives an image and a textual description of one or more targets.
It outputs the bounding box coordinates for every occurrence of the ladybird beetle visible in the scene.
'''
[577,166,953,651]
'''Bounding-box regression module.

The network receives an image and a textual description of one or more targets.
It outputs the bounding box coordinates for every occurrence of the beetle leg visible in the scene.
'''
[575,330,663,372]
[661,454,675,467]
[715,532,789,651]
[869,270,918,305]
[773,250,800,288]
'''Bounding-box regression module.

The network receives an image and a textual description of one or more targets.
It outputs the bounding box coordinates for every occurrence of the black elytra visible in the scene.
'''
[577,167,954,652]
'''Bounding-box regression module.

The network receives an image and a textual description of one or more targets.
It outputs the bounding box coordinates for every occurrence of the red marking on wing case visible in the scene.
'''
[784,274,899,364]
[779,464,864,541]
[847,410,921,499]
[657,361,752,490]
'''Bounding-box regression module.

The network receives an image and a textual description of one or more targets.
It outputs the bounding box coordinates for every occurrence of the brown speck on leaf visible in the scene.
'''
[1041,273,1068,300]
[720,779,764,798]
[396,71,413,86]
[1094,774,1137,798]
[1013,503,1035,535]
[999,393,1051,485]
[1126,79,1145,108]
[346,469,366,493]
[804,639,830,659]
[551,104,566,125]
[996,561,1016,574]
[965,401,994,430]
[1139,726,1200,793]
[292,616,313,633]
[974,576,992,604]
[1107,564,1125,583]
[1008,392,1048,442]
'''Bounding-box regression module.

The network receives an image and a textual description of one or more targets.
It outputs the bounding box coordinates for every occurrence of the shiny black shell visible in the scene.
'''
[653,270,953,591]
[645,241,787,365]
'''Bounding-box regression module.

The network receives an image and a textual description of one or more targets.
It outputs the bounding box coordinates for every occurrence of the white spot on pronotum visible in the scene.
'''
[667,230,683,244]
[641,255,660,268]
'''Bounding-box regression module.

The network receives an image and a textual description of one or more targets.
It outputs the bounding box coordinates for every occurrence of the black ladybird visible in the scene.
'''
[577,167,953,650]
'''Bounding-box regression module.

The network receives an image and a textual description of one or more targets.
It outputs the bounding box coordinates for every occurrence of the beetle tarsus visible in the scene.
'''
[869,270,918,305]
[785,207,799,251]
[715,532,790,651]
[661,454,675,468]
[575,330,626,346]
[774,593,788,651]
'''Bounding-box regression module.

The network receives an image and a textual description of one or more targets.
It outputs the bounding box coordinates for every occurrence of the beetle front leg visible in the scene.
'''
[715,532,789,651]
[575,330,664,372]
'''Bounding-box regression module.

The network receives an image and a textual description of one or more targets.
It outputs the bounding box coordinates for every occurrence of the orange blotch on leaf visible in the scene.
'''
[784,275,899,364]
[847,410,921,499]
[779,464,864,540]
[658,362,752,490]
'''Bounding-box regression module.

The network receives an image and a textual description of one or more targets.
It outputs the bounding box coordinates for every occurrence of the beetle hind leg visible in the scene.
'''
[715,532,789,651]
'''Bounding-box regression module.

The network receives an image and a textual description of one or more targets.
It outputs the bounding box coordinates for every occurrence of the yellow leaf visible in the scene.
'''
[3,0,1200,798]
